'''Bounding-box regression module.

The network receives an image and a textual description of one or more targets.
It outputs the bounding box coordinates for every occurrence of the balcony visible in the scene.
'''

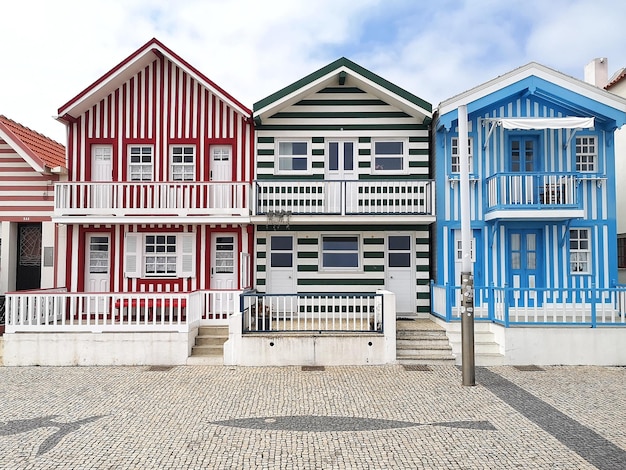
[254,179,435,223]
[484,172,583,220]
[54,182,250,222]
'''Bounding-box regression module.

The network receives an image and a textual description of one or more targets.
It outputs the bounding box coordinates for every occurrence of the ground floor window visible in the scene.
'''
[618,236,626,269]
[125,232,194,278]
[569,228,590,274]
[322,235,359,269]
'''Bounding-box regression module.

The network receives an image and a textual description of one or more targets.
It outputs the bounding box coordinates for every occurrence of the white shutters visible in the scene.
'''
[179,233,195,278]
[124,232,195,278]
[124,233,141,278]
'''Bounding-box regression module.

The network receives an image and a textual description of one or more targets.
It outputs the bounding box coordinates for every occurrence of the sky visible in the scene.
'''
[2,0,626,144]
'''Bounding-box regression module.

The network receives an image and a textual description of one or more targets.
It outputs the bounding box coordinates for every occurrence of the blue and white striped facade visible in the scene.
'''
[434,63,626,296]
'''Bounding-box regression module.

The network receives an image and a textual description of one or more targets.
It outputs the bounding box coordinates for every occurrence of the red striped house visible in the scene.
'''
[0,115,66,294]
[54,38,254,308]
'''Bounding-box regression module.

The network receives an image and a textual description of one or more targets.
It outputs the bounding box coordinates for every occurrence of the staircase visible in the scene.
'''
[396,319,456,364]
[186,326,228,365]
[444,321,505,366]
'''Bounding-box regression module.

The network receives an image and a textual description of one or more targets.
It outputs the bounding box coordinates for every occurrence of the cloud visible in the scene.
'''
[1,0,625,144]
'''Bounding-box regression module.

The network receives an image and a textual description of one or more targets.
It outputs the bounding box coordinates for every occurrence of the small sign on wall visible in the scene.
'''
[43,247,54,267]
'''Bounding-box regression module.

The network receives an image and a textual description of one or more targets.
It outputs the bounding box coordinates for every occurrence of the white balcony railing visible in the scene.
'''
[485,173,578,210]
[54,182,249,216]
[255,179,435,216]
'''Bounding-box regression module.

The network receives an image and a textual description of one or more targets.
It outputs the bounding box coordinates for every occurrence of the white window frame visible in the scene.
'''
[569,228,590,274]
[451,137,473,174]
[124,233,195,279]
[575,136,597,173]
[170,145,195,181]
[144,234,178,277]
[320,234,361,271]
[276,140,310,174]
[128,145,153,181]
[372,139,407,174]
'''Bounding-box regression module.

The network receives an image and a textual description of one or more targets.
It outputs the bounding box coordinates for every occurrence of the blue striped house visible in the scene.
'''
[252,58,434,317]
[432,62,626,330]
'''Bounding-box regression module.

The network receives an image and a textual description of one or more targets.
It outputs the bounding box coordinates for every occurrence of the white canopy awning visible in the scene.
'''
[492,117,595,130]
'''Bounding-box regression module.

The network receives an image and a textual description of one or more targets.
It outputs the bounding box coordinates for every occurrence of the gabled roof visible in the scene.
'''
[0,115,65,172]
[437,62,626,130]
[58,38,251,121]
[253,57,432,124]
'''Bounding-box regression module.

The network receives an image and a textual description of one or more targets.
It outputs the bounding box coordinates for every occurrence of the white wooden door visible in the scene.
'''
[267,235,296,294]
[86,234,110,312]
[326,141,356,213]
[211,233,237,289]
[386,235,414,315]
[91,145,112,208]
[210,145,232,209]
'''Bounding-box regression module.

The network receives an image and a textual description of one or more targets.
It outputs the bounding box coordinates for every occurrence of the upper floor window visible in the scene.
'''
[373,140,405,172]
[277,141,309,172]
[129,146,153,181]
[322,235,359,269]
[570,228,590,274]
[451,137,473,173]
[171,146,195,181]
[575,136,597,172]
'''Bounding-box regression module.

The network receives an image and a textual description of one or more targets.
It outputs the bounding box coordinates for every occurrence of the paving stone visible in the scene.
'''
[0,364,623,469]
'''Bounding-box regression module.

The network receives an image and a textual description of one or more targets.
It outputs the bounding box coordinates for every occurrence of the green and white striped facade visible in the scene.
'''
[252,58,434,315]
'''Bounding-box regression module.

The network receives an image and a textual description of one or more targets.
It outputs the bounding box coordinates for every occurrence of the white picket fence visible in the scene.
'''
[4,289,243,333]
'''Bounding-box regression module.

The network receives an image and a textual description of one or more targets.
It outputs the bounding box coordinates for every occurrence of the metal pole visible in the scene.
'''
[458,104,475,386]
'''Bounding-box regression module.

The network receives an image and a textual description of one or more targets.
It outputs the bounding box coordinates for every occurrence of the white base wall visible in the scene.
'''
[3,330,197,366]
[494,326,626,366]
[435,316,626,366]
[225,333,388,366]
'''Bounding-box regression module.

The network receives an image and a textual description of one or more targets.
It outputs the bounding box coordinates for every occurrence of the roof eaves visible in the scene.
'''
[58,38,251,120]
[253,57,432,118]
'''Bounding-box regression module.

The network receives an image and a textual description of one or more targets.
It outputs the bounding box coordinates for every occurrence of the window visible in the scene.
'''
[322,235,359,269]
[570,229,590,274]
[373,141,405,172]
[270,236,293,267]
[129,146,153,181]
[125,233,195,279]
[171,146,195,181]
[618,236,626,269]
[576,136,597,172]
[277,141,308,172]
[145,235,177,276]
[451,137,473,173]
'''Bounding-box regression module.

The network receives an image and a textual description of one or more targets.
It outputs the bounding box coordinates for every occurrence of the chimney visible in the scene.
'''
[584,58,608,88]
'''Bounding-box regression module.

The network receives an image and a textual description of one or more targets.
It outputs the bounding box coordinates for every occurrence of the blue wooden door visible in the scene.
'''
[509,230,541,307]
[509,136,539,205]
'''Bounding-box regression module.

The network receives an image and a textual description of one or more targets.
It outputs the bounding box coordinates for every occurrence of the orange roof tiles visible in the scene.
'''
[0,115,65,169]
[605,67,626,90]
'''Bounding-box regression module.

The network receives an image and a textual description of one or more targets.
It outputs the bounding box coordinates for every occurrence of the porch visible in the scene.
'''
[431,283,626,326]
[54,182,250,217]
[254,179,435,217]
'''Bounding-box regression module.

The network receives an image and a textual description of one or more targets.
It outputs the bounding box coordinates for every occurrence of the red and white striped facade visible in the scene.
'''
[56,39,254,294]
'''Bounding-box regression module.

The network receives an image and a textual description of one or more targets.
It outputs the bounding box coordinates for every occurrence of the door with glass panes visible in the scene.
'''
[386,234,415,314]
[267,235,296,294]
[325,141,356,213]
[509,229,542,307]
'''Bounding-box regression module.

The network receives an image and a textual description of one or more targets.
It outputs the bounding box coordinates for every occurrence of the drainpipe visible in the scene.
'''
[459,104,476,386]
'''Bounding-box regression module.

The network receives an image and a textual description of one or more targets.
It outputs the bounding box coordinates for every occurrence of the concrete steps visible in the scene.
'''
[444,322,505,366]
[396,319,456,365]
[187,326,228,365]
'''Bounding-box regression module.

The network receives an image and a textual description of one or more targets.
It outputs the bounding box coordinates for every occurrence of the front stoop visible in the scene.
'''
[0,336,4,366]
[396,319,456,365]
[187,326,228,366]
[443,322,506,366]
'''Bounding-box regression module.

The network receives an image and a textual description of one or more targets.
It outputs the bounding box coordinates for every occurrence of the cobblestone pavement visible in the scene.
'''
[0,364,624,469]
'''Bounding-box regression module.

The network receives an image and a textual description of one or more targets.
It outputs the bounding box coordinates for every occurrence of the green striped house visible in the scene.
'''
[252,58,434,316]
